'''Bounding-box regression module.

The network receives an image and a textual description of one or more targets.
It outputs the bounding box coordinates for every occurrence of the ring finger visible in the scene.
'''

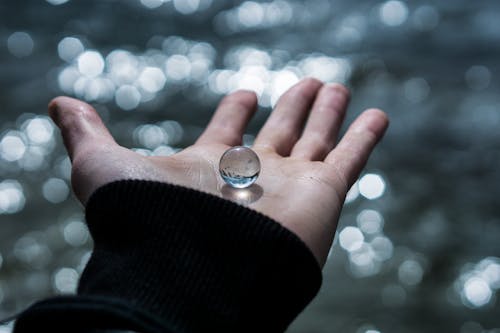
[290,83,350,161]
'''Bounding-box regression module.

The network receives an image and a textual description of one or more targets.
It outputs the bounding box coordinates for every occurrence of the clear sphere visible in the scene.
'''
[219,146,260,188]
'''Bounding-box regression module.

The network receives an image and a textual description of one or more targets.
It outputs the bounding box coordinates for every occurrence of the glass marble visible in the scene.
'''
[219,146,260,188]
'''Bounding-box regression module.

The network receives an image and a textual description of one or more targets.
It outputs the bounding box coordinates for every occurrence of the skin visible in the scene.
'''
[48,78,389,267]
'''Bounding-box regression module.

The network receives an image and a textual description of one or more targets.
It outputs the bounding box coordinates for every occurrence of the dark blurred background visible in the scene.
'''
[0,0,499,332]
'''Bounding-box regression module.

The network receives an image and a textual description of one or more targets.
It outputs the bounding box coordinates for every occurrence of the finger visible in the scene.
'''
[253,78,323,156]
[325,108,389,188]
[48,96,117,161]
[290,83,350,160]
[196,90,257,146]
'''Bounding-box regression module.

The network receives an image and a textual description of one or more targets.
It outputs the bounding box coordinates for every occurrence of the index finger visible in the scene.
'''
[196,90,258,146]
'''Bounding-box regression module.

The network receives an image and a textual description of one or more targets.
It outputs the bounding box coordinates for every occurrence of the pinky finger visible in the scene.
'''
[325,108,389,188]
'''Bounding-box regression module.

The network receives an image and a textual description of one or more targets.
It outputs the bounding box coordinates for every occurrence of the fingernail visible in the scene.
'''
[47,99,61,123]
[326,83,350,96]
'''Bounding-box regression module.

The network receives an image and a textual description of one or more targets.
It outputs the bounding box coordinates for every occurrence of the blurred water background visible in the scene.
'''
[1,0,500,332]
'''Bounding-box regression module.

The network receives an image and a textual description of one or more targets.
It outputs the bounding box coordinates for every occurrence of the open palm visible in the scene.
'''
[49,78,388,266]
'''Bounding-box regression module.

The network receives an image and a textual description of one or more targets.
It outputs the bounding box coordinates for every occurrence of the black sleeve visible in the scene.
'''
[13,180,322,333]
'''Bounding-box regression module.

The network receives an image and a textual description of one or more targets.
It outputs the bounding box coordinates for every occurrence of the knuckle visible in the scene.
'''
[307,135,331,156]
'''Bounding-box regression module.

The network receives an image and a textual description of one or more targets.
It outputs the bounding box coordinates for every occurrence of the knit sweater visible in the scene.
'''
[13,180,322,333]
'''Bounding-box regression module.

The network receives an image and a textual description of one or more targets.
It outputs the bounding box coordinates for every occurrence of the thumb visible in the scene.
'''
[48,96,116,161]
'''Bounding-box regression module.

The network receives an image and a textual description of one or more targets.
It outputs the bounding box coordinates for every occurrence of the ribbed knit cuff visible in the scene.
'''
[17,180,322,333]
[13,295,173,333]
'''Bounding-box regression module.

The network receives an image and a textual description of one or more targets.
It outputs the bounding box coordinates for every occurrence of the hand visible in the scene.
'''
[49,78,388,266]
